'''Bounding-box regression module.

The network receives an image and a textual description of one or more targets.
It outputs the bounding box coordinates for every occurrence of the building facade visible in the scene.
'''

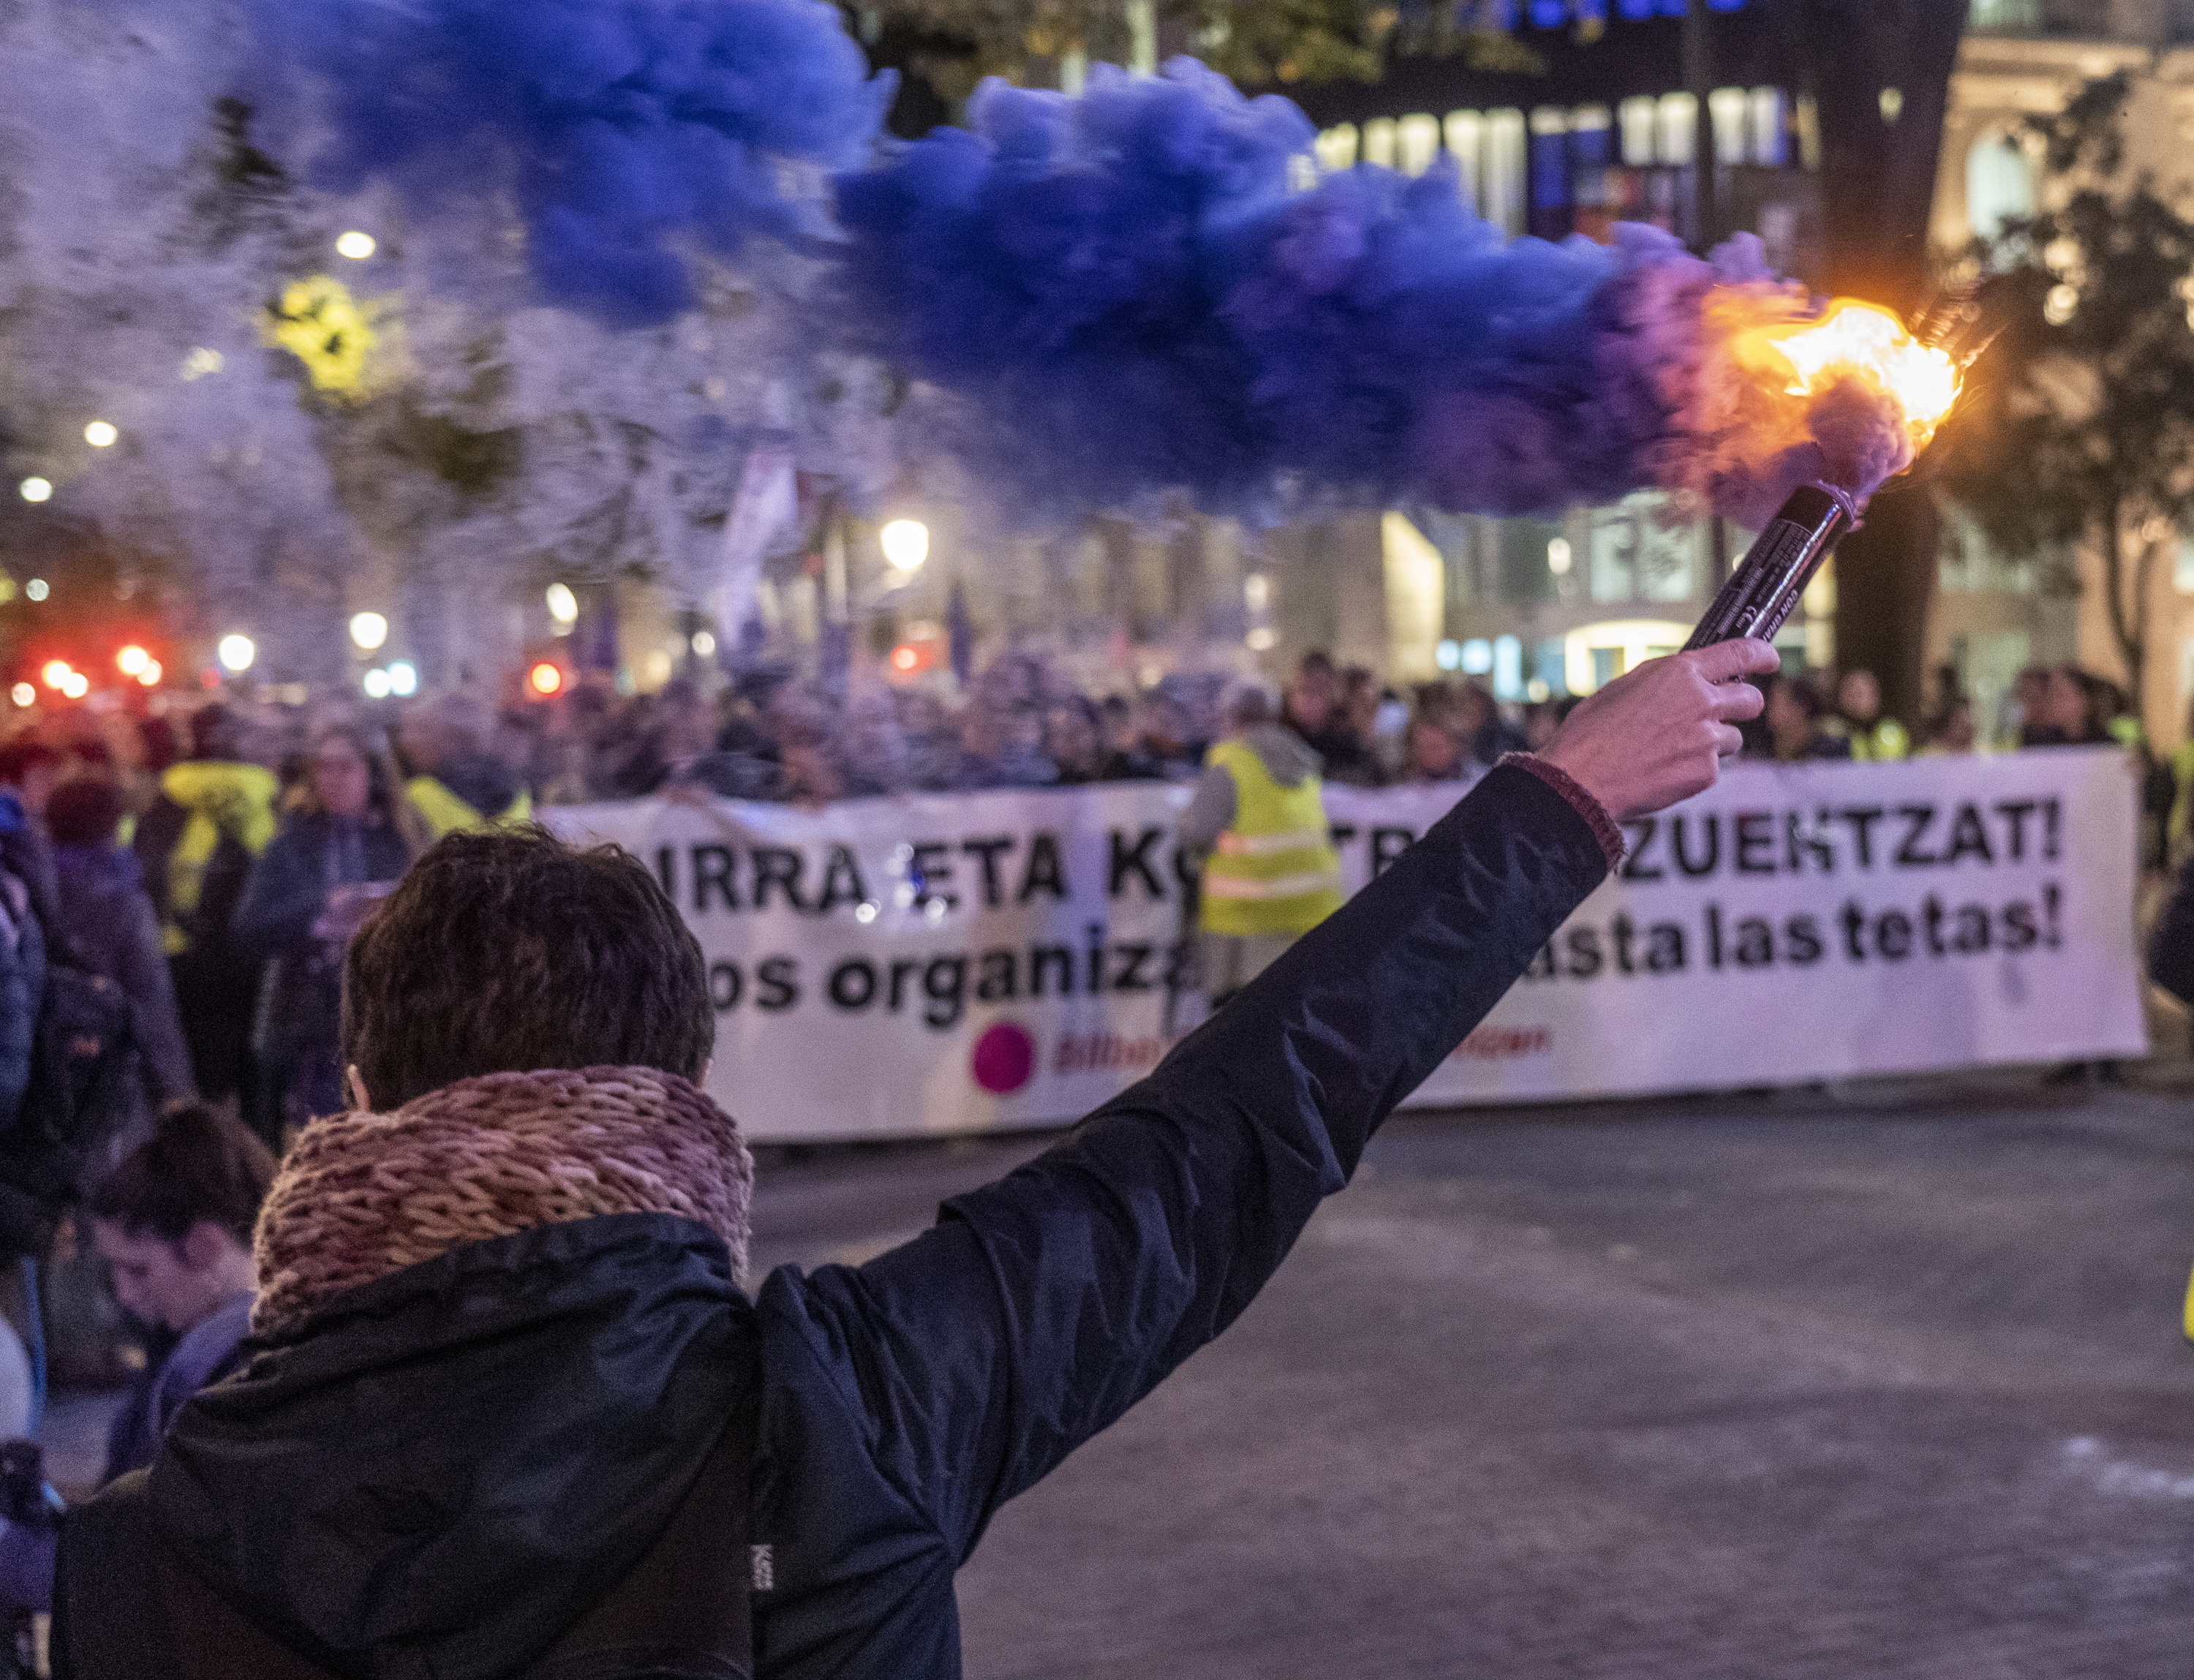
[1931,1,2194,745]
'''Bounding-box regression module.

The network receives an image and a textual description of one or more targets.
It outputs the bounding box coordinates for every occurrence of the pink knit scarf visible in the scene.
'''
[252,1067,753,1339]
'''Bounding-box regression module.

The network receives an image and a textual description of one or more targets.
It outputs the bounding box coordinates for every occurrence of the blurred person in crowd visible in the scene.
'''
[1282,650,1367,783]
[399,693,531,837]
[1764,674,1852,762]
[954,695,1056,791]
[1135,689,1203,782]
[1455,680,1530,769]
[54,643,1771,1678]
[1825,668,1909,761]
[1098,693,1150,774]
[840,693,912,799]
[0,738,64,930]
[2005,666,2048,748]
[235,726,413,1140]
[1524,698,1567,753]
[1043,695,1107,786]
[1402,708,1471,784]
[776,712,849,809]
[134,704,277,1110]
[1183,677,1343,1006]
[1917,696,1980,757]
[0,1107,273,1628]
[88,1105,274,1483]
[46,777,193,1105]
[894,689,960,792]
[2024,664,2112,747]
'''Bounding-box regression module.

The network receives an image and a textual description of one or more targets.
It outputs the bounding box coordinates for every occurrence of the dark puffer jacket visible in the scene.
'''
[55,761,1608,1679]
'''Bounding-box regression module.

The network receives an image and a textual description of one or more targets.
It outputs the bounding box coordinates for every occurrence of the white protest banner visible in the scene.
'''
[545,747,2144,1140]
[1359,747,2146,1105]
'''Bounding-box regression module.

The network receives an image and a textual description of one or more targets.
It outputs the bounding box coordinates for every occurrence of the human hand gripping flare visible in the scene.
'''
[1540,639,1779,824]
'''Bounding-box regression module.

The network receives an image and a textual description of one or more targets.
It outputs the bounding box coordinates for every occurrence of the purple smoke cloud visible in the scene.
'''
[833,60,1915,525]
[252,0,895,325]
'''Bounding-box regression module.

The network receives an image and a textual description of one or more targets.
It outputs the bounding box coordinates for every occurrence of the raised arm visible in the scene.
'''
[773,642,1776,1558]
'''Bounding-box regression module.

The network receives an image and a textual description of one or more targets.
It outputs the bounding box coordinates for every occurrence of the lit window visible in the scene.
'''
[1485,110,1527,236]
[1656,93,1699,167]
[1967,129,2035,244]
[1443,112,1484,213]
[1617,97,1657,167]
[1493,635,1524,701]
[1314,124,1360,173]
[1396,113,1441,178]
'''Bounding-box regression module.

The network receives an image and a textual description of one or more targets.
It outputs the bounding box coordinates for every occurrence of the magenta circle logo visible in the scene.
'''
[970,1020,1036,1096]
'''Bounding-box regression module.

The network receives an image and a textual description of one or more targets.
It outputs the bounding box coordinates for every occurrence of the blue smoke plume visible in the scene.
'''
[255,0,894,325]
[834,60,1905,525]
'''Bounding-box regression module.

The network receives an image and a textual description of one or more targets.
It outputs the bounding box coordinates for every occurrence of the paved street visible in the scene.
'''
[754,1076,2194,1680]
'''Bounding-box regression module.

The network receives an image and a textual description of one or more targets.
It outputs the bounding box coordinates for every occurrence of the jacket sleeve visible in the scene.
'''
[232,829,323,958]
[2149,849,2194,1007]
[115,895,195,1101]
[783,761,1607,1559]
[1176,761,1236,859]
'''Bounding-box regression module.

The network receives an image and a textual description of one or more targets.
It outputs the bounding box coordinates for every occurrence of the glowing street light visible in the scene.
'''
[116,645,149,677]
[40,660,71,690]
[546,582,579,625]
[18,478,51,504]
[24,580,47,602]
[335,230,377,260]
[362,668,392,699]
[386,660,418,697]
[349,611,390,652]
[529,660,565,696]
[216,633,256,674]
[8,685,30,709]
[880,519,930,571]
[61,672,87,700]
[137,660,162,688]
[83,421,117,448]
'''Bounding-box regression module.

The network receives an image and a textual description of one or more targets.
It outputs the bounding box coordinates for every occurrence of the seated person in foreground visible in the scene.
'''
[54,642,1777,1680]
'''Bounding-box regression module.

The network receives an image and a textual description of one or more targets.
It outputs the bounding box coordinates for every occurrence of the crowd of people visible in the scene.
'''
[0,645,2159,1184]
[0,633,2173,1668]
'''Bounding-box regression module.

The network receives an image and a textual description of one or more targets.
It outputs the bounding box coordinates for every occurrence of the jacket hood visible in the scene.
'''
[427,752,522,823]
[149,1213,755,1680]
[1238,723,1320,788]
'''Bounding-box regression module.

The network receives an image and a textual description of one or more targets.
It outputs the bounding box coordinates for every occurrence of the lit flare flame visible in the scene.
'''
[1729,298,1962,454]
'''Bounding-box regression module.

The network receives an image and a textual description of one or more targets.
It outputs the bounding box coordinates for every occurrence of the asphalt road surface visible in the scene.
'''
[753,1076,2194,1680]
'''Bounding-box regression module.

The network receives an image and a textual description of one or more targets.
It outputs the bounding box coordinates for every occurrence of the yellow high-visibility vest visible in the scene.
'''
[159,761,280,955]
[406,776,532,840]
[1830,715,1910,762]
[1198,739,1343,938]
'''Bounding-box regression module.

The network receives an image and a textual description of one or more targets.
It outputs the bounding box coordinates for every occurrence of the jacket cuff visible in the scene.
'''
[1497,753,1624,870]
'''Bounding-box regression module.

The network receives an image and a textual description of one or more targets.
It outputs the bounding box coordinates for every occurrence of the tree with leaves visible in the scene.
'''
[1942,72,2194,736]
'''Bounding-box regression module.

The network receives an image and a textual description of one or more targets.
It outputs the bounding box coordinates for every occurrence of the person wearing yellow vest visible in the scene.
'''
[132,705,279,1110]
[1181,678,1344,1008]
[399,694,532,840]
[1824,668,1910,762]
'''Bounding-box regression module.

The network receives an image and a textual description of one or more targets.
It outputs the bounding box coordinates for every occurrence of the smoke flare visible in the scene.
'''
[834,60,1934,526]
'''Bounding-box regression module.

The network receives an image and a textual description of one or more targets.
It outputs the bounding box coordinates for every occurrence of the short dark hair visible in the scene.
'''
[342,827,713,1110]
[88,1104,274,1248]
[46,777,124,848]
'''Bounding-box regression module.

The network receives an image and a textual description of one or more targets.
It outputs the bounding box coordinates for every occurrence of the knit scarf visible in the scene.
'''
[252,1067,753,1339]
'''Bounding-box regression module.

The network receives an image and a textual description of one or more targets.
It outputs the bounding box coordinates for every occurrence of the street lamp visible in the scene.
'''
[880,519,930,571]
[217,633,255,674]
[336,230,377,260]
[116,645,148,677]
[350,611,390,652]
[83,421,117,448]
[546,582,579,625]
[386,660,418,697]
[18,478,50,504]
